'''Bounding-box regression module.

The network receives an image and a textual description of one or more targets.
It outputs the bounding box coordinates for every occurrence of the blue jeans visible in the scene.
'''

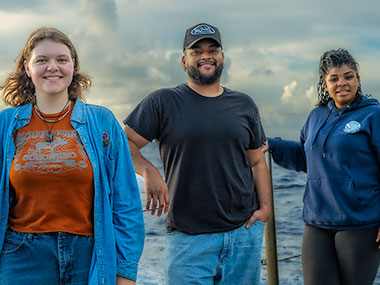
[0,228,94,284]
[165,221,265,285]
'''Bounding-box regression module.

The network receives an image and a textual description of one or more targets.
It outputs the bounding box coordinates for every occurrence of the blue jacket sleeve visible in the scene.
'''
[267,137,307,172]
[112,128,145,281]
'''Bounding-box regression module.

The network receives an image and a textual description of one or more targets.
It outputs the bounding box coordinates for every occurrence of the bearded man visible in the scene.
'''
[124,23,272,285]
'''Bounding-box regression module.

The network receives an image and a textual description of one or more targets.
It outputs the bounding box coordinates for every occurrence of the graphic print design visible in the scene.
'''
[343,120,361,134]
[13,130,88,175]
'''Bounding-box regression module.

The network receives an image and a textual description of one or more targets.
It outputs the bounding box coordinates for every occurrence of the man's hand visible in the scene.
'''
[245,207,271,229]
[262,140,269,154]
[144,168,170,216]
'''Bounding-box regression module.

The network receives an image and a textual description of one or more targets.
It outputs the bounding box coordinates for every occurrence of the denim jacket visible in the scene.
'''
[0,100,145,284]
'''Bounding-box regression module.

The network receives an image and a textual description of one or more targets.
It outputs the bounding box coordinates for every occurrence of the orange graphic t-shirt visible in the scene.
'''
[8,104,94,235]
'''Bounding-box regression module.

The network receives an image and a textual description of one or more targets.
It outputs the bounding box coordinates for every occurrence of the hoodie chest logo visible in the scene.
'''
[343,121,361,134]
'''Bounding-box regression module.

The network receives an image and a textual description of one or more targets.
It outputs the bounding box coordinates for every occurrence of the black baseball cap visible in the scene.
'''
[183,23,222,50]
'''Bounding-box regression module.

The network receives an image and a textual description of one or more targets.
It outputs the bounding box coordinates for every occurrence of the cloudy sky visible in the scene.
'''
[1,0,380,139]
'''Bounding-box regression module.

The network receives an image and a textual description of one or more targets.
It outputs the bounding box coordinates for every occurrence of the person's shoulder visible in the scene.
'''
[0,106,16,117]
[224,87,249,97]
[224,87,259,108]
[309,105,323,112]
[0,105,23,136]
[82,103,125,138]
[149,84,187,98]
[302,105,331,128]
[141,84,187,107]
[81,101,119,126]
[361,97,380,111]
[309,104,329,115]
[224,87,255,101]
[361,100,380,120]
[0,105,21,122]
[85,102,114,116]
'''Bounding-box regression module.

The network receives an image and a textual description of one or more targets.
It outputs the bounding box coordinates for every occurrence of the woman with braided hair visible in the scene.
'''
[264,49,380,284]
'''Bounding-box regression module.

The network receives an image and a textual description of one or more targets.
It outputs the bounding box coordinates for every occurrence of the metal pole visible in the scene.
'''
[264,151,279,285]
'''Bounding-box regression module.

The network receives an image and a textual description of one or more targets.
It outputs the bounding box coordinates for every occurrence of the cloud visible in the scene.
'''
[258,81,317,139]
[1,0,380,138]
[281,81,316,112]
[0,0,46,11]
[0,0,79,12]
[281,81,298,104]
[80,0,118,37]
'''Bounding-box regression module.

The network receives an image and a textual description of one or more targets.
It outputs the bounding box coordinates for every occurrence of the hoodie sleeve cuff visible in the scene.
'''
[267,137,282,152]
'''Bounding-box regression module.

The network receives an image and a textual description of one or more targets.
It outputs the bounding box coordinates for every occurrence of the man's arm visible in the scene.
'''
[124,125,170,216]
[245,147,272,228]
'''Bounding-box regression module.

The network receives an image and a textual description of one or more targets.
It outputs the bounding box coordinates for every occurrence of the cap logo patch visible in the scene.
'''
[343,121,361,133]
[191,24,215,35]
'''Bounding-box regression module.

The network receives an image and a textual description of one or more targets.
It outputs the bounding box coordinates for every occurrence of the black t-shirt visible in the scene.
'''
[124,84,266,234]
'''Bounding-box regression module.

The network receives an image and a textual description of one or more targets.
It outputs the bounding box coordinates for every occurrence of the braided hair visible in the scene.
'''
[317,48,364,107]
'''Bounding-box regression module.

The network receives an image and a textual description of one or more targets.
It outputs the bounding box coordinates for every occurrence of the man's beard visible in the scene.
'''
[186,63,224,85]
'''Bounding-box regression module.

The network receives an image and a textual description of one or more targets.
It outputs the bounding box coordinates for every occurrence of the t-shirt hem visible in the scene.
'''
[7,225,94,236]
[167,217,252,235]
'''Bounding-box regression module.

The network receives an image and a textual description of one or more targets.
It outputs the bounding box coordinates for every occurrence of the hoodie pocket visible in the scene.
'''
[303,179,362,224]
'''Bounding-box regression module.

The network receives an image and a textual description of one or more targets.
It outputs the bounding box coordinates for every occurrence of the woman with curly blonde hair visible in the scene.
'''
[1,27,90,106]
[0,27,144,285]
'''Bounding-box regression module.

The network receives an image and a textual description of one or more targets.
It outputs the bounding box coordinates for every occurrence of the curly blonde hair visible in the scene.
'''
[0,27,91,107]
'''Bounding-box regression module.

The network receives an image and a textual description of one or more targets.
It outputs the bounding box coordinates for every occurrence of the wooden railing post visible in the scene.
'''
[264,152,279,285]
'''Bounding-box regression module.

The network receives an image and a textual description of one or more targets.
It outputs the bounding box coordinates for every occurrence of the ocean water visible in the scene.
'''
[135,143,380,285]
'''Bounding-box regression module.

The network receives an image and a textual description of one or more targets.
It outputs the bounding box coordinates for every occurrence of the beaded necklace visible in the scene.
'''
[34,100,71,142]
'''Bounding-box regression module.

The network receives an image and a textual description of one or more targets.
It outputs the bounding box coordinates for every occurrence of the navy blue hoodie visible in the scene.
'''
[269,97,380,229]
